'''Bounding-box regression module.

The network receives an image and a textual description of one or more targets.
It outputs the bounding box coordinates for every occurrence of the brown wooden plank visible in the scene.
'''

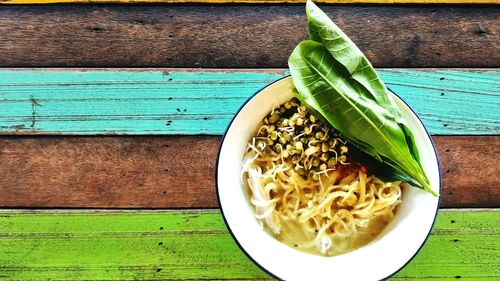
[0,136,219,209]
[0,136,497,208]
[0,5,498,68]
[434,136,500,208]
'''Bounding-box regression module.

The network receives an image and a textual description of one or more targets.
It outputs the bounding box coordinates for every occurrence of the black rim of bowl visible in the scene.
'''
[214,75,442,281]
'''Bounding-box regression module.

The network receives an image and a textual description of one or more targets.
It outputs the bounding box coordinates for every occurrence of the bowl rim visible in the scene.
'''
[215,75,442,280]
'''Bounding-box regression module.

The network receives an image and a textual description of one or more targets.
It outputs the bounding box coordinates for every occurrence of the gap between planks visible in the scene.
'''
[2,0,499,4]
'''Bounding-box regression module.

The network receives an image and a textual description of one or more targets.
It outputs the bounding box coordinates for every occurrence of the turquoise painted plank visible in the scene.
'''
[0,69,498,135]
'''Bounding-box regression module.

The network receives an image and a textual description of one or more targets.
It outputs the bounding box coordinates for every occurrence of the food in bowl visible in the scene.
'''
[217,1,440,279]
[242,97,403,256]
[240,0,439,258]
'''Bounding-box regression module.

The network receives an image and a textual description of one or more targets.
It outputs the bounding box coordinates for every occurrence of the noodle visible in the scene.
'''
[242,98,402,256]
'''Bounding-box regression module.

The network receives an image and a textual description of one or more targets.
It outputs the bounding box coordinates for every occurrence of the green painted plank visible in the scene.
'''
[0,210,498,280]
[0,69,498,135]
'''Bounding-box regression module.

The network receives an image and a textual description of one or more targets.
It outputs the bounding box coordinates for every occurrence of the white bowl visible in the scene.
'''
[216,76,440,280]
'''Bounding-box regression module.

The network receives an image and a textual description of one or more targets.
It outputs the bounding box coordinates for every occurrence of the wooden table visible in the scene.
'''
[0,1,498,280]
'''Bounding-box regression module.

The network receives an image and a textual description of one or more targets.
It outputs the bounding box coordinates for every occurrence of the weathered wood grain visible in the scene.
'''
[434,137,500,208]
[2,0,498,4]
[0,209,497,280]
[0,136,219,209]
[0,6,498,67]
[1,69,498,135]
[0,136,497,208]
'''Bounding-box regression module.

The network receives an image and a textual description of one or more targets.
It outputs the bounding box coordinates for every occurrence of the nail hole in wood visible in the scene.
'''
[451,220,456,224]
[474,24,489,36]
[156,268,162,272]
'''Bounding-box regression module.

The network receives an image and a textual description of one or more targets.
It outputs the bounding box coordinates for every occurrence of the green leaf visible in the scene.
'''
[400,122,423,168]
[349,146,424,189]
[305,0,427,178]
[288,40,436,196]
[306,0,397,113]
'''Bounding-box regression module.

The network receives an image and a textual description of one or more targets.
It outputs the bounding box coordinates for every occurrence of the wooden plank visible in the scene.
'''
[433,137,500,208]
[0,136,219,209]
[0,209,497,280]
[0,69,498,135]
[2,0,498,4]
[0,6,498,68]
[0,135,497,208]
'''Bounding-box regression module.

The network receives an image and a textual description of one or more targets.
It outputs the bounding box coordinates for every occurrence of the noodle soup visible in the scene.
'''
[242,98,403,256]
[218,76,440,280]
